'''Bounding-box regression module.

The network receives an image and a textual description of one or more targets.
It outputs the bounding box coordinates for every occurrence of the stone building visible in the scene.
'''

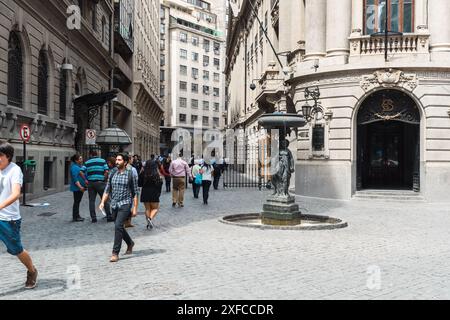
[226,0,450,202]
[159,0,227,156]
[132,0,164,160]
[0,0,115,199]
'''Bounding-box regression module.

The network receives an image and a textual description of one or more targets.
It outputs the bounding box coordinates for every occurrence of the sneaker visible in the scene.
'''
[179,203,184,208]
[172,203,176,207]
[72,217,85,222]
[92,218,97,223]
[25,267,38,289]
[110,254,119,262]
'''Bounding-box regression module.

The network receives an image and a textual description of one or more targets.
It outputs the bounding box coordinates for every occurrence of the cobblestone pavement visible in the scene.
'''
[1,185,450,300]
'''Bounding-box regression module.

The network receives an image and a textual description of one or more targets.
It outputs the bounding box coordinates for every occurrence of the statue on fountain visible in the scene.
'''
[271,139,294,198]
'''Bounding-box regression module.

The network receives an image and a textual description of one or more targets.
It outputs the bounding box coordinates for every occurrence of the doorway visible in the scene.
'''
[356,89,421,191]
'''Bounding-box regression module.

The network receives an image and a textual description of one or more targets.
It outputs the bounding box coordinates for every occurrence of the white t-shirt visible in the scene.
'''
[201,165,213,181]
[0,162,23,221]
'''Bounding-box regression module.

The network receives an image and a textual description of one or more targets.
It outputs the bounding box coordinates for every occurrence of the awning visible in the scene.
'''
[74,89,119,107]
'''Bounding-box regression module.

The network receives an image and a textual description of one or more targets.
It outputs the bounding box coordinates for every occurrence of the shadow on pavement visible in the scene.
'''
[120,248,166,261]
[0,278,66,298]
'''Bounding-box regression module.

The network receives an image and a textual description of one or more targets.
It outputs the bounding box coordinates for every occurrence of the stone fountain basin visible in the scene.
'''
[220,213,347,231]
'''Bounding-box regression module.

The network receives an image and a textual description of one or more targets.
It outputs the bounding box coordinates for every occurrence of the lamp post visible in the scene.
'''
[300,86,321,123]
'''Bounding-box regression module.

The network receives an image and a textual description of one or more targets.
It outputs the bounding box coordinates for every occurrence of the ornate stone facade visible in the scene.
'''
[0,0,114,199]
[226,0,450,202]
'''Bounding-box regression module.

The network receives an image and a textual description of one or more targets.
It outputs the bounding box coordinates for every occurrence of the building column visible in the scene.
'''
[326,0,352,58]
[415,0,428,30]
[304,0,326,61]
[278,0,291,54]
[351,0,363,35]
[291,0,305,52]
[429,0,450,58]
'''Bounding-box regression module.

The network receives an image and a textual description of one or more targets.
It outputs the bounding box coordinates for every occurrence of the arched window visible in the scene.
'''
[59,67,67,120]
[102,16,107,43]
[7,32,23,108]
[91,2,97,30]
[38,49,49,115]
[75,83,80,97]
[364,0,414,35]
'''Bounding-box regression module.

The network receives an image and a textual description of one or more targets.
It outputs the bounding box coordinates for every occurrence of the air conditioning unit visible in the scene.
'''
[203,62,209,67]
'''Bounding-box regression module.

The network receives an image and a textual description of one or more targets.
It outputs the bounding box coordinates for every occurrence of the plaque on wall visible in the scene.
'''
[312,125,325,151]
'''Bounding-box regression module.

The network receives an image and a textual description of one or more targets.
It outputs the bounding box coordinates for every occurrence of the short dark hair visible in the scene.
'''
[89,150,98,157]
[0,141,15,162]
[71,153,82,163]
[116,153,129,163]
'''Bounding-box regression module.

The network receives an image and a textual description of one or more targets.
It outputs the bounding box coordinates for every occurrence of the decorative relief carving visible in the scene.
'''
[360,69,418,92]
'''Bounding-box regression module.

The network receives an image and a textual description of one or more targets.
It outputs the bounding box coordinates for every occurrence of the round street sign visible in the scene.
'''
[20,124,31,143]
[85,129,97,145]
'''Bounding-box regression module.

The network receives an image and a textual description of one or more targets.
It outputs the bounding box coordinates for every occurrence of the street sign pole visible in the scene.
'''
[23,140,26,206]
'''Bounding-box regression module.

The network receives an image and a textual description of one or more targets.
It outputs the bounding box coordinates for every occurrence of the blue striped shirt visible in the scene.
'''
[84,157,109,182]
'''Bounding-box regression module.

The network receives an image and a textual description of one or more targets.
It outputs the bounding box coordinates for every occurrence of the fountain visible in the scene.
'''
[220,109,347,230]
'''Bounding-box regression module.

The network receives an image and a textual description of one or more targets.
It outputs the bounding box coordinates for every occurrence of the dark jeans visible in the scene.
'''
[193,182,201,198]
[112,204,133,255]
[165,176,171,192]
[202,180,212,204]
[88,181,111,219]
[213,174,221,190]
[72,191,84,220]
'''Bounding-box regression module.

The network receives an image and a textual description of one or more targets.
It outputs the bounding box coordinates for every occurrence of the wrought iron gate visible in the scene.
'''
[222,144,271,190]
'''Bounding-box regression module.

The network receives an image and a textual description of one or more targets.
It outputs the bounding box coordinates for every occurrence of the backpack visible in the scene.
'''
[108,168,136,198]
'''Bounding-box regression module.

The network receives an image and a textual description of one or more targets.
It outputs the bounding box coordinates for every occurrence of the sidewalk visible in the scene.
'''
[1,187,450,299]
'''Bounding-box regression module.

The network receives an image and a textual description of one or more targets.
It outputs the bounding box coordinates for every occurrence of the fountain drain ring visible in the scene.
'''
[220,213,348,231]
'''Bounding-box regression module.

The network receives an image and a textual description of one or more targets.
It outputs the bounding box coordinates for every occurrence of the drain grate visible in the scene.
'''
[37,212,57,217]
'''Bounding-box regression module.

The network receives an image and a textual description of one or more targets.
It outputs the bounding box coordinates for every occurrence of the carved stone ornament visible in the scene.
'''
[360,69,418,92]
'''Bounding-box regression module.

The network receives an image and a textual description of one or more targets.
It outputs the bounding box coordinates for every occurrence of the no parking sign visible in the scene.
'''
[86,129,97,145]
[20,124,31,143]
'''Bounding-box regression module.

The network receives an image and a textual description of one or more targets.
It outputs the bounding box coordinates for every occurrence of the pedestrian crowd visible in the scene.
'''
[68,151,227,264]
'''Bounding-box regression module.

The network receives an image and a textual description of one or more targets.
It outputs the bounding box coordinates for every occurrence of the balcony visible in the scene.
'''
[114,53,133,82]
[349,32,430,61]
[114,89,133,112]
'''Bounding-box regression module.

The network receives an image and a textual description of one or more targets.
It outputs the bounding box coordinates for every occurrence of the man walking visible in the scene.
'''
[99,154,138,262]
[85,150,112,223]
[0,142,38,289]
[169,153,191,207]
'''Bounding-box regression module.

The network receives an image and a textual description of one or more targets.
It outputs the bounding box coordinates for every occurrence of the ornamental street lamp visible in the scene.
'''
[301,86,321,123]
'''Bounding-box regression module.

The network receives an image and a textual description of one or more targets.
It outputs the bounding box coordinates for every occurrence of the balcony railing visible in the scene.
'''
[350,33,430,57]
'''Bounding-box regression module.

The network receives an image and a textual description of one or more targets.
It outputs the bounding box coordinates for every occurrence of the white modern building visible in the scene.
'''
[160,0,227,156]
[226,0,450,202]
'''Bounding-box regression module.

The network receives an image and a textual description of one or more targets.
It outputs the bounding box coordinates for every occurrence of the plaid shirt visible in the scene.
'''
[105,168,139,209]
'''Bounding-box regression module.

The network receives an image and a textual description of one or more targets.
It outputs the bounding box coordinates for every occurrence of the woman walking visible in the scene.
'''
[139,160,163,230]
[191,159,202,199]
[70,154,87,222]
[199,159,213,205]
[163,156,172,192]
